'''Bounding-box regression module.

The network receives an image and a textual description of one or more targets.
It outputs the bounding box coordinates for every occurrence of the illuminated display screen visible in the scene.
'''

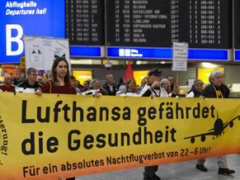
[0,0,65,63]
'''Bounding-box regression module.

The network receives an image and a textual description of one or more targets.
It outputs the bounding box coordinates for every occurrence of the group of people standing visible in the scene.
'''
[142,69,235,180]
[0,57,236,180]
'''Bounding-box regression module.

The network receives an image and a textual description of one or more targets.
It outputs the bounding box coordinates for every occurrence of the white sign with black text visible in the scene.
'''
[172,42,188,71]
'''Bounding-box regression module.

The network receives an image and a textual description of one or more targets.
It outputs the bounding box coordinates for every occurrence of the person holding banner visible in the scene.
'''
[38,57,76,95]
[81,79,108,96]
[186,79,207,172]
[36,57,76,180]
[16,67,41,93]
[159,79,171,97]
[119,79,139,96]
[103,74,118,96]
[196,70,235,176]
[141,68,162,180]
[140,69,161,98]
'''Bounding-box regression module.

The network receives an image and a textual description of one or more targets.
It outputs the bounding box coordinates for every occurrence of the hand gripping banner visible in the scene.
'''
[0,93,239,179]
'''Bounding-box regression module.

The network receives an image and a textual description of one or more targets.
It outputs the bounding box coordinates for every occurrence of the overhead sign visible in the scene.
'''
[0,0,65,63]
[234,0,240,49]
[234,50,240,61]
[108,47,172,59]
[70,46,103,58]
[107,47,229,61]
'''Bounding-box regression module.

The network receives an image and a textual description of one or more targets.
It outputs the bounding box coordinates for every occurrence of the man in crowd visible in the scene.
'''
[16,67,41,93]
[82,79,108,96]
[140,69,161,97]
[141,68,162,180]
[103,74,118,96]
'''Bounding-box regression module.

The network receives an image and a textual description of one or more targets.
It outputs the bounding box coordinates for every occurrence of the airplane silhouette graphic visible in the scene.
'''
[184,115,240,144]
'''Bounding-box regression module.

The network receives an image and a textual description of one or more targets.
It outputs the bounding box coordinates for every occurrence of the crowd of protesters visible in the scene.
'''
[0,57,236,180]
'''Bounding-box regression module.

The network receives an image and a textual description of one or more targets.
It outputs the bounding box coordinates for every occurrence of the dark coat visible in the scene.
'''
[103,83,117,96]
[17,80,41,91]
[202,83,230,98]
[188,88,202,97]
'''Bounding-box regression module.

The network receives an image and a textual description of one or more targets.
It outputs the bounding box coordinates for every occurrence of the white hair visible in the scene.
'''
[160,79,170,87]
[90,79,99,88]
[209,70,224,83]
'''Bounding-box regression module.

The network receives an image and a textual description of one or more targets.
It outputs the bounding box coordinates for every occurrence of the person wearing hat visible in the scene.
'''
[141,68,162,180]
[194,70,235,176]
[140,68,161,98]
[16,67,41,92]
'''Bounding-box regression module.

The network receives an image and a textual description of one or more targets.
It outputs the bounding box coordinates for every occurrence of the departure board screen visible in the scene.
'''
[107,0,232,49]
[235,0,240,49]
[65,0,105,45]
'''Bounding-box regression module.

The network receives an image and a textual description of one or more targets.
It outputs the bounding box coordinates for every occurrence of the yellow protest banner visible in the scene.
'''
[0,93,239,180]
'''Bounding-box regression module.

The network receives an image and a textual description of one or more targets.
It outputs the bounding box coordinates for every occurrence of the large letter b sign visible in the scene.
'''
[6,24,24,56]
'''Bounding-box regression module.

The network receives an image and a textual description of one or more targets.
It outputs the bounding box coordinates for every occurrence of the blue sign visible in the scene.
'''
[188,49,229,61]
[0,0,65,63]
[107,47,229,61]
[70,46,102,58]
[235,50,240,61]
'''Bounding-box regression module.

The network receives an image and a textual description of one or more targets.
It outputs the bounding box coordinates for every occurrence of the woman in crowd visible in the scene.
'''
[167,75,180,97]
[36,57,76,180]
[138,77,149,92]
[186,79,206,172]
[195,70,235,176]
[159,79,171,97]
[38,57,76,94]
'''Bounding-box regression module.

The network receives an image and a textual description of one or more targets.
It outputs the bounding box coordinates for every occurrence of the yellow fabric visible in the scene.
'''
[0,93,239,180]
